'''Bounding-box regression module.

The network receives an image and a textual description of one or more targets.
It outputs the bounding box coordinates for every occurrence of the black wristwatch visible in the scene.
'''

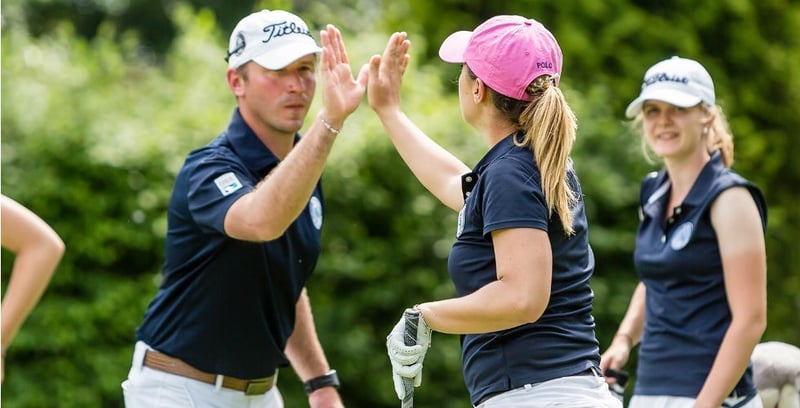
[303,369,340,394]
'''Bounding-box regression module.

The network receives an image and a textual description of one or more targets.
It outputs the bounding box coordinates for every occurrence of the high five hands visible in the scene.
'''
[367,32,411,116]
[318,25,370,127]
[317,28,410,133]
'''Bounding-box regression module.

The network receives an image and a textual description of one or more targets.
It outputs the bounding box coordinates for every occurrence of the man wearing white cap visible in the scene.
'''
[122,9,369,407]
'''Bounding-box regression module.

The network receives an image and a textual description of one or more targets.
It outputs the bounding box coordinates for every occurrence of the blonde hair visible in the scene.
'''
[631,103,735,168]
[706,104,734,167]
[468,68,578,235]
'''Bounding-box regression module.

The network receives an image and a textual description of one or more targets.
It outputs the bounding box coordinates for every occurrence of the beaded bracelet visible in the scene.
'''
[320,117,342,135]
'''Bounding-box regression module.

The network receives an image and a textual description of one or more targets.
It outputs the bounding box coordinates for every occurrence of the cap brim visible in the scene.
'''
[625,89,704,118]
[251,43,322,70]
[438,31,472,63]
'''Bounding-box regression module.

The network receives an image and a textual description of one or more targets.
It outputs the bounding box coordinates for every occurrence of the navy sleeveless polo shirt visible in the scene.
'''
[633,151,766,397]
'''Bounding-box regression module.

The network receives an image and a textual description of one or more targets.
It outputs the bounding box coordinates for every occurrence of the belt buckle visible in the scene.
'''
[244,378,271,396]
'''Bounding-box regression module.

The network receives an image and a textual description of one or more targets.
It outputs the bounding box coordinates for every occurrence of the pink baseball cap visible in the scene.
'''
[438,15,563,101]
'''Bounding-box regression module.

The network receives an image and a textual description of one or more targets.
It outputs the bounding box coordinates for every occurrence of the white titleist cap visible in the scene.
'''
[625,56,715,118]
[226,10,322,70]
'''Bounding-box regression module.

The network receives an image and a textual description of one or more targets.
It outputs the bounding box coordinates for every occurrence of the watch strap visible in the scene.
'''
[303,369,340,394]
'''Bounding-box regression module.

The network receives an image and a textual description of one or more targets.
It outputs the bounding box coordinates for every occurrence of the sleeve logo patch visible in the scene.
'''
[214,172,243,196]
[309,196,323,230]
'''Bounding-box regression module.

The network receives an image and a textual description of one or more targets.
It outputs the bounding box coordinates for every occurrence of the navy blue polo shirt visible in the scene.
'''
[448,133,601,405]
[633,151,766,397]
[136,108,324,379]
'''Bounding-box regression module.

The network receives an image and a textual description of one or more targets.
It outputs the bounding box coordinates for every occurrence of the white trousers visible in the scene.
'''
[122,341,283,408]
[476,371,622,408]
[629,393,763,408]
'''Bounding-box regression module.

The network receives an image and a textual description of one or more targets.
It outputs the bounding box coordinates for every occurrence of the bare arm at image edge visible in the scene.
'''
[1,195,65,381]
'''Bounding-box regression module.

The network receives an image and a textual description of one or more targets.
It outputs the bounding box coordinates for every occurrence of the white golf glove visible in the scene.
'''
[386,309,432,400]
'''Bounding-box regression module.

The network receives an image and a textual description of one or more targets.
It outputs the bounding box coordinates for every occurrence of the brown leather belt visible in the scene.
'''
[143,350,276,395]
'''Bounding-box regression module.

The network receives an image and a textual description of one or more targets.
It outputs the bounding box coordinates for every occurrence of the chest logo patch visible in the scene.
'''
[214,172,243,196]
[670,222,693,251]
[309,196,323,230]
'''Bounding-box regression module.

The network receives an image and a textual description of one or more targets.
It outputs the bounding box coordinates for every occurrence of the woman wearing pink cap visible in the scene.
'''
[367,15,620,407]
[599,56,767,408]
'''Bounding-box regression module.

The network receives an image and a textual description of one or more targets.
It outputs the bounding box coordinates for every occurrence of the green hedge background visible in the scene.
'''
[2,0,798,406]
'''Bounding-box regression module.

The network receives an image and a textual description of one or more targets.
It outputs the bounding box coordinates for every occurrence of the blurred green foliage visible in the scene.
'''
[2,0,798,406]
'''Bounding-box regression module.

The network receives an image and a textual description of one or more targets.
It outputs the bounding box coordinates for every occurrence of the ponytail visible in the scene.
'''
[466,67,578,235]
[517,77,578,235]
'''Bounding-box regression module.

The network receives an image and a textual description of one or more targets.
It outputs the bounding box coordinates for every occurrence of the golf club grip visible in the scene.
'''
[401,308,420,408]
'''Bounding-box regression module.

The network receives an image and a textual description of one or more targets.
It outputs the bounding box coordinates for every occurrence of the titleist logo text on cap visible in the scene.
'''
[644,73,689,87]
[260,21,313,44]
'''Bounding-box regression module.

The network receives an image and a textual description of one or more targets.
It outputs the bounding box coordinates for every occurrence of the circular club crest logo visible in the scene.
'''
[670,222,693,251]
[309,196,323,230]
